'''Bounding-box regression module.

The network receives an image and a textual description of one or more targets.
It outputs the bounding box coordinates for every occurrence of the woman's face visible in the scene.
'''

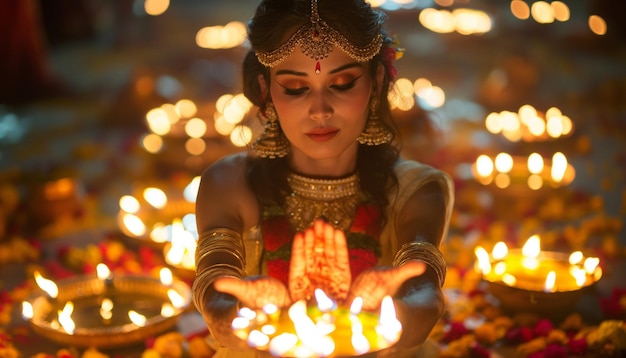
[267,45,374,176]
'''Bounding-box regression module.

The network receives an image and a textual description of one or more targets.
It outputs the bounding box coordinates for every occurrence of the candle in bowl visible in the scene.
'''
[231,289,402,357]
[474,235,602,316]
[22,266,191,348]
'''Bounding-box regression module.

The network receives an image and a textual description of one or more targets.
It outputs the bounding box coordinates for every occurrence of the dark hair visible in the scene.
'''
[244,0,400,222]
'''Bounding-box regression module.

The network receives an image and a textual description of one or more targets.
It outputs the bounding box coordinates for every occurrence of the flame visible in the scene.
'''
[160,267,173,286]
[34,271,58,299]
[165,219,197,269]
[551,152,568,182]
[527,153,544,174]
[268,333,299,356]
[161,303,175,317]
[96,263,112,281]
[143,187,167,209]
[22,301,33,320]
[288,300,335,356]
[378,296,402,343]
[522,235,541,258]
[502,273,517,286]
[544,271,556,292]
[167,289,186,309]
[349,297,363,315]
[569,251,584,265]
[474,246,491,275]
[100,298,114,320]
[350,314,370,354]
[492,242,508,260]
[583,257,600,274]
[122,213,147,237]
[58,301,75,334]
[314,289,335,312]
[129,310,147,326]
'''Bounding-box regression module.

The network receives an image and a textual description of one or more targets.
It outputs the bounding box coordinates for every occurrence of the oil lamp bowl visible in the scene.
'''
[483,250,601,317]
[117,199,195,250]
[26,274,192,348]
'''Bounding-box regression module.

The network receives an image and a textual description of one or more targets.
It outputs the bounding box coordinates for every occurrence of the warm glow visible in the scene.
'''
[522,235,541,258]
[34,271,58,299]
[185,137,206,155]
[589,15,607,35]
[119,195,140,213]
[100,298,114,320]
[569,251,584,265]
[475,155,494,177]
[96,263,112,280]
[22,301,33,319]
[167,289,187,309]
[143,187,167,209]
[146,108,172,135]
[196,21,247,49]
[129,310,147,327]
[531,1,555,24]
[315,289,335,312]
[551,1,570,22]
[527,153,544,174]
[551,152,568,182]
[494,153,514,173]
[377,296,402,343]
[184,117,207,138]
[510,0,530,20]
[160,267,173,286]
[122,213,147,237]
[58,301,76,334]
[141,133,164,154]
[230,125,253,147]
[492,242,508,260]
[175,99,197,119]
[144,0,169,16]
[474,246,492,275]
[544,271,556,292]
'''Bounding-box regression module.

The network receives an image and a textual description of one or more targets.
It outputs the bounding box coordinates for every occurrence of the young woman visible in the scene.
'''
[193,0,454,356]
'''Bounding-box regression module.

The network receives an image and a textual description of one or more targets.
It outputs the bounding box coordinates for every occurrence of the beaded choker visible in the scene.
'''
[285,172,361,232]
[255,0,383,68]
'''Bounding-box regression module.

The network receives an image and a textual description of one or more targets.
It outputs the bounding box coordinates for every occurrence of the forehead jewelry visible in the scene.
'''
[255,0,383,71]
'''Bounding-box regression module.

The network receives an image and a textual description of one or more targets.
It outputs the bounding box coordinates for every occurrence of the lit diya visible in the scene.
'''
[117,177,199,250]
[474,234,602,315]
[231,289,402,357]
[22,265,191,348]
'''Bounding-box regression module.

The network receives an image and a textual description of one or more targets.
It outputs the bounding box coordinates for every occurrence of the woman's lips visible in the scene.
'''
[306,128,339,142]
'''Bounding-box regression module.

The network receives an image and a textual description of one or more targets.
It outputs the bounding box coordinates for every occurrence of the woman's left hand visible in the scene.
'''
[346,260,426,311]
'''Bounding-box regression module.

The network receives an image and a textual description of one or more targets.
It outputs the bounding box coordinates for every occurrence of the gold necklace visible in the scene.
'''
[285,172,361,232]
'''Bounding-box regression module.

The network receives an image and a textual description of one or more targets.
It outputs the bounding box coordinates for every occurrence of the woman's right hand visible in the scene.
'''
[214,275,291,309]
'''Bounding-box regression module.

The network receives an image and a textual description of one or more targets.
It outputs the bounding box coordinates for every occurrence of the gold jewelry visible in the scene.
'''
[285,172,361,232]
[195,228,246,272]
[255,0,383,68]
[251,102,290,158]
[192,264,245,313]
[392,241,447,288]
[357,97,392,146]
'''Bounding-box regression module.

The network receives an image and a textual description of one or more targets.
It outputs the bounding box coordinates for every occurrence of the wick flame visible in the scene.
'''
[34,271,58,299]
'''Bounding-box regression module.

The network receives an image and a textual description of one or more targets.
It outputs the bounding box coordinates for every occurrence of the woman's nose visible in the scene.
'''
[308,92,333,122]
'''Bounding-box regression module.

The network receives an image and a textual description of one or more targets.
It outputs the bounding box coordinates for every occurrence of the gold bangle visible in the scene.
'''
[193,264,245,313]
[392,241,447,288]
[195,228,245,272]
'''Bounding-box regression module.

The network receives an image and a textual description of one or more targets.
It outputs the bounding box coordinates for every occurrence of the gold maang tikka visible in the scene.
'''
[255,0,383,70]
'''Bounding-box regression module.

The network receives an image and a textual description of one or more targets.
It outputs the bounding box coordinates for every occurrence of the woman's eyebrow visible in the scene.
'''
[329,62,362,74]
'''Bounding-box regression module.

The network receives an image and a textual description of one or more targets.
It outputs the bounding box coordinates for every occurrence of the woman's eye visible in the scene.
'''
[283,87,308,96]
[331,76,360,91]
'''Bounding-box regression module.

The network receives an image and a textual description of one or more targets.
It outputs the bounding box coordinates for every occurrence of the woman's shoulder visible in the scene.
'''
[201,152,249,182]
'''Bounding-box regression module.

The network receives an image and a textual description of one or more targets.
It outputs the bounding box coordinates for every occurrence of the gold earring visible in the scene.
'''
[357,98,392,146]
[252,102,290,158]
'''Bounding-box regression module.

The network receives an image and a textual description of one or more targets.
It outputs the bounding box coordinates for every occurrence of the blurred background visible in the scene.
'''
[0,0,625,355]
